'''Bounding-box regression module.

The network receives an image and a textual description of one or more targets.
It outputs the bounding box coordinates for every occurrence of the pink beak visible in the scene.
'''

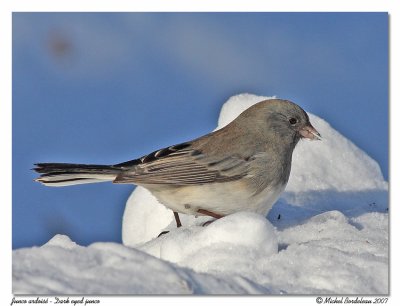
[299,125,322,140]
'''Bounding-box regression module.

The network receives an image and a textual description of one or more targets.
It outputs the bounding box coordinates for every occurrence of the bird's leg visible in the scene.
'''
[197,208,224,219]
[197,209,224,227]
[157,211,182,238]
[174,211,182,228]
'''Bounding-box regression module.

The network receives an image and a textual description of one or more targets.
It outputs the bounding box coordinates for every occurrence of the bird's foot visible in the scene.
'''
[157,211,183,238]
[157,230,170,237]
[202,220,216,227]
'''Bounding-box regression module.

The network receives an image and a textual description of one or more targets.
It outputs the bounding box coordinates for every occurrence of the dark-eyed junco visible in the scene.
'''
[34,99,321,227]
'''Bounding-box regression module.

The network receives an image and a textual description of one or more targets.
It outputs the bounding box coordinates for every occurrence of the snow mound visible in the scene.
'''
[271,211,388,294]
[140,212,278,274]
[13,93,388,294]
[13,210,388,294]
[13,235,270,294]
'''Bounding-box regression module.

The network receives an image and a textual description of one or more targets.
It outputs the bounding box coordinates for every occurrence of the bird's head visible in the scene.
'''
[239,99,321,145]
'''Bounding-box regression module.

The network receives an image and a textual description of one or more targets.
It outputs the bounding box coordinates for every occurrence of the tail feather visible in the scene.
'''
[34,163,122,187]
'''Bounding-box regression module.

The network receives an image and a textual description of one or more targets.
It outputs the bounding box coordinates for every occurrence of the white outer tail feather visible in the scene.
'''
[36,173,118,187]
[40,178,113,187]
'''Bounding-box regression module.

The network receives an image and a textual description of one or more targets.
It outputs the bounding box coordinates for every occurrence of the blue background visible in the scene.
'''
[12,13,388,249]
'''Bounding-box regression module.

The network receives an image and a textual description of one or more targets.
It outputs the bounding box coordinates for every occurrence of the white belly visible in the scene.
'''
[145,180,286,217]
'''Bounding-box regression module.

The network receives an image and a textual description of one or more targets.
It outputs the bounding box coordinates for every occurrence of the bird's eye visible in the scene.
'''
[289,118,298,125]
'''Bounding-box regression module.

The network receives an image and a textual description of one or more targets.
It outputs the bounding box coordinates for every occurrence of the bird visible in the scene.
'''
[34,99,321,230]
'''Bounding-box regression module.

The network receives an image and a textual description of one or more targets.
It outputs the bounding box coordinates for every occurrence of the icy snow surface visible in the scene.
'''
[13,94,388,294]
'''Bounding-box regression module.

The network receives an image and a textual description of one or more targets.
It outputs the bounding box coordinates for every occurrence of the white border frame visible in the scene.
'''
[2,1,397,305]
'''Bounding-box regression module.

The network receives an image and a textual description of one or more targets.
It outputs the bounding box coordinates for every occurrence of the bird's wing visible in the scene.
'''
[113,142,250,185]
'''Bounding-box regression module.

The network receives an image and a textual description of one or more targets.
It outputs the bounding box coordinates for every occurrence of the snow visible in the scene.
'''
[13,94,388,294]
